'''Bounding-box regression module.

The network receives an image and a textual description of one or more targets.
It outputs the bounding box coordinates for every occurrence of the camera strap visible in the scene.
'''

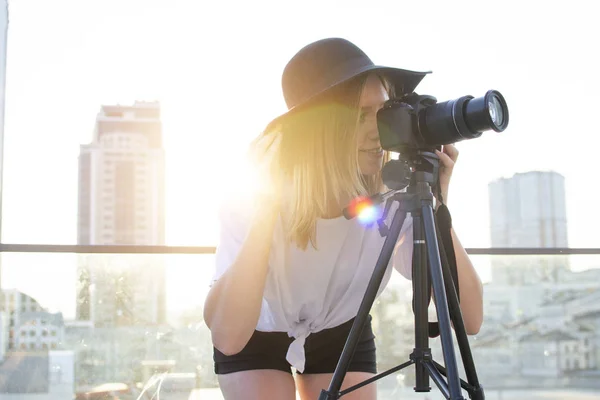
[412,203,460,338]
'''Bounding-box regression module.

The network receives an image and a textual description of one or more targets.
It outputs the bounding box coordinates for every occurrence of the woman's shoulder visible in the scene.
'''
[216,191,255,227]
[217,191,281,231]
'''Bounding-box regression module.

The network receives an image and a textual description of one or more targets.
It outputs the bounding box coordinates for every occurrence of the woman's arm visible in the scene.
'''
[203,205,278,356]
[435,144,483,335]
[449,228,483,334]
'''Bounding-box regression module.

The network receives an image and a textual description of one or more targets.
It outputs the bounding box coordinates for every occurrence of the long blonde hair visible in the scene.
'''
[249,74,392,250]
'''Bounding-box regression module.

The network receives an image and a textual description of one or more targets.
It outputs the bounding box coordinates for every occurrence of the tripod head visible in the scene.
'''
[342,150,441,223]
[381,150,440,192]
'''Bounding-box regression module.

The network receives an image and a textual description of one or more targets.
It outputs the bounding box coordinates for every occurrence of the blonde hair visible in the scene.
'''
[249,74,392,250]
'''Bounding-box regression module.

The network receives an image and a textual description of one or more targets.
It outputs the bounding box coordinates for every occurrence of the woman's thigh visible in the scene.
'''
[218,369,297,400]
[296,371,376,400]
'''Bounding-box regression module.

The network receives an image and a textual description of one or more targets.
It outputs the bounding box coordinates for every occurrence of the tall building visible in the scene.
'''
[0,0,9,360]
[76,101,166,327]
[489,171,568,248]
[488,171,569,285]
[0,0,9,283]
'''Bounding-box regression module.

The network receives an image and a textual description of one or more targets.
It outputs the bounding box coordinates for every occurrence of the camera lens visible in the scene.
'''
[464,90,509,133]
[489,96,503,126]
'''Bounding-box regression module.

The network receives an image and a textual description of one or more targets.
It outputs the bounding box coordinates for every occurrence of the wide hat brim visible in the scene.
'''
[267,64,431,129]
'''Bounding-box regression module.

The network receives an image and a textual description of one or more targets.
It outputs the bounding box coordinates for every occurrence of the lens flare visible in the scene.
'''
[348,196,379,225]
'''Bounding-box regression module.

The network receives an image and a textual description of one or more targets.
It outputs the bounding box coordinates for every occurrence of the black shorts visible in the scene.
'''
[213,315,377,375]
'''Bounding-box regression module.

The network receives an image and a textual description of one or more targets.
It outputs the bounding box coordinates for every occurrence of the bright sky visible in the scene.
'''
[1,0,599,320]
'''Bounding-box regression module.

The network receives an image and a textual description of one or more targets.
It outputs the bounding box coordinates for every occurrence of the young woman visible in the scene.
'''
[203,37,484,400]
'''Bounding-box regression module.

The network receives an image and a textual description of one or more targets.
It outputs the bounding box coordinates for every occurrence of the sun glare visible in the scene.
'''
[347,196,380,225]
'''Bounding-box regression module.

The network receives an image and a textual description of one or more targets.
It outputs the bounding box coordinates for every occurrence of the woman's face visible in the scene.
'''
[357,74,389,176]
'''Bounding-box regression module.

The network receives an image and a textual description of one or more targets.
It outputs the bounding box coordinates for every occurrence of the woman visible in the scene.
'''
[203,38,484,400]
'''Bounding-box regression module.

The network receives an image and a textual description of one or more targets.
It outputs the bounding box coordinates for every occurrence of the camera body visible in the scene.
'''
[377,90,509,154]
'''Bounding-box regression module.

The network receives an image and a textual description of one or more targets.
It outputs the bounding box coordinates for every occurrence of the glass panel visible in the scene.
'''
[1,252,599,399]
[0,252,217,397]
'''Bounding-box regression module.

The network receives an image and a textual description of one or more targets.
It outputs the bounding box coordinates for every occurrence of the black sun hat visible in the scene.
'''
[278,37,431,117]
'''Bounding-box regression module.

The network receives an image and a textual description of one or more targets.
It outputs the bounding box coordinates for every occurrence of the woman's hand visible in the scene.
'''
[435,144,459,206]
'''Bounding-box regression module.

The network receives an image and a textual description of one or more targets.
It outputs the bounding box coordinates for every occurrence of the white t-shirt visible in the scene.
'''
[210,196,414,373]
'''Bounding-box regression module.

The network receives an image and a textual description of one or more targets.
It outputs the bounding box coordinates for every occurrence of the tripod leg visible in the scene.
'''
[320,209,408,400]
[422,361,451,399]
[435,222,485,400]
[422,204,465,400]
[411,211,431,393]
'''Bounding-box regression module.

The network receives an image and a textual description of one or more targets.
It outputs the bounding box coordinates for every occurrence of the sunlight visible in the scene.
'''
[346,196,380,225]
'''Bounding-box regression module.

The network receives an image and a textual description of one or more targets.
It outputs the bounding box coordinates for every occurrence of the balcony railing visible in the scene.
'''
[0,246,599,399]
[2,243,599,254]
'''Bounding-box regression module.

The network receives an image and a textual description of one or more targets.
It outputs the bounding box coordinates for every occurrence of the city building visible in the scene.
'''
[0,312,7,363]
[0,290,64,352]
[0,350,75,398]
[489,171,568,249]
[0,290,74,398]
[76,101,166,327]
[0,0,8,289]
[488,171,570,286]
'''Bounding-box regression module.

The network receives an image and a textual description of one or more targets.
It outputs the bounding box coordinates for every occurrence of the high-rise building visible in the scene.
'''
[76,101,166,327]
[489,171,568,248]
[0,0,9,281]
[488,171,569,285]
[0,0,9,359]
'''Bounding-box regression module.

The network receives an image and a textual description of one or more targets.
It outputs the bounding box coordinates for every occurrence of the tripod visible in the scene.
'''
[319,151,484,400]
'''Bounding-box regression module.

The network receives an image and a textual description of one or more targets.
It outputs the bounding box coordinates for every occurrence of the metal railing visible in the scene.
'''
[0,243,599,255]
